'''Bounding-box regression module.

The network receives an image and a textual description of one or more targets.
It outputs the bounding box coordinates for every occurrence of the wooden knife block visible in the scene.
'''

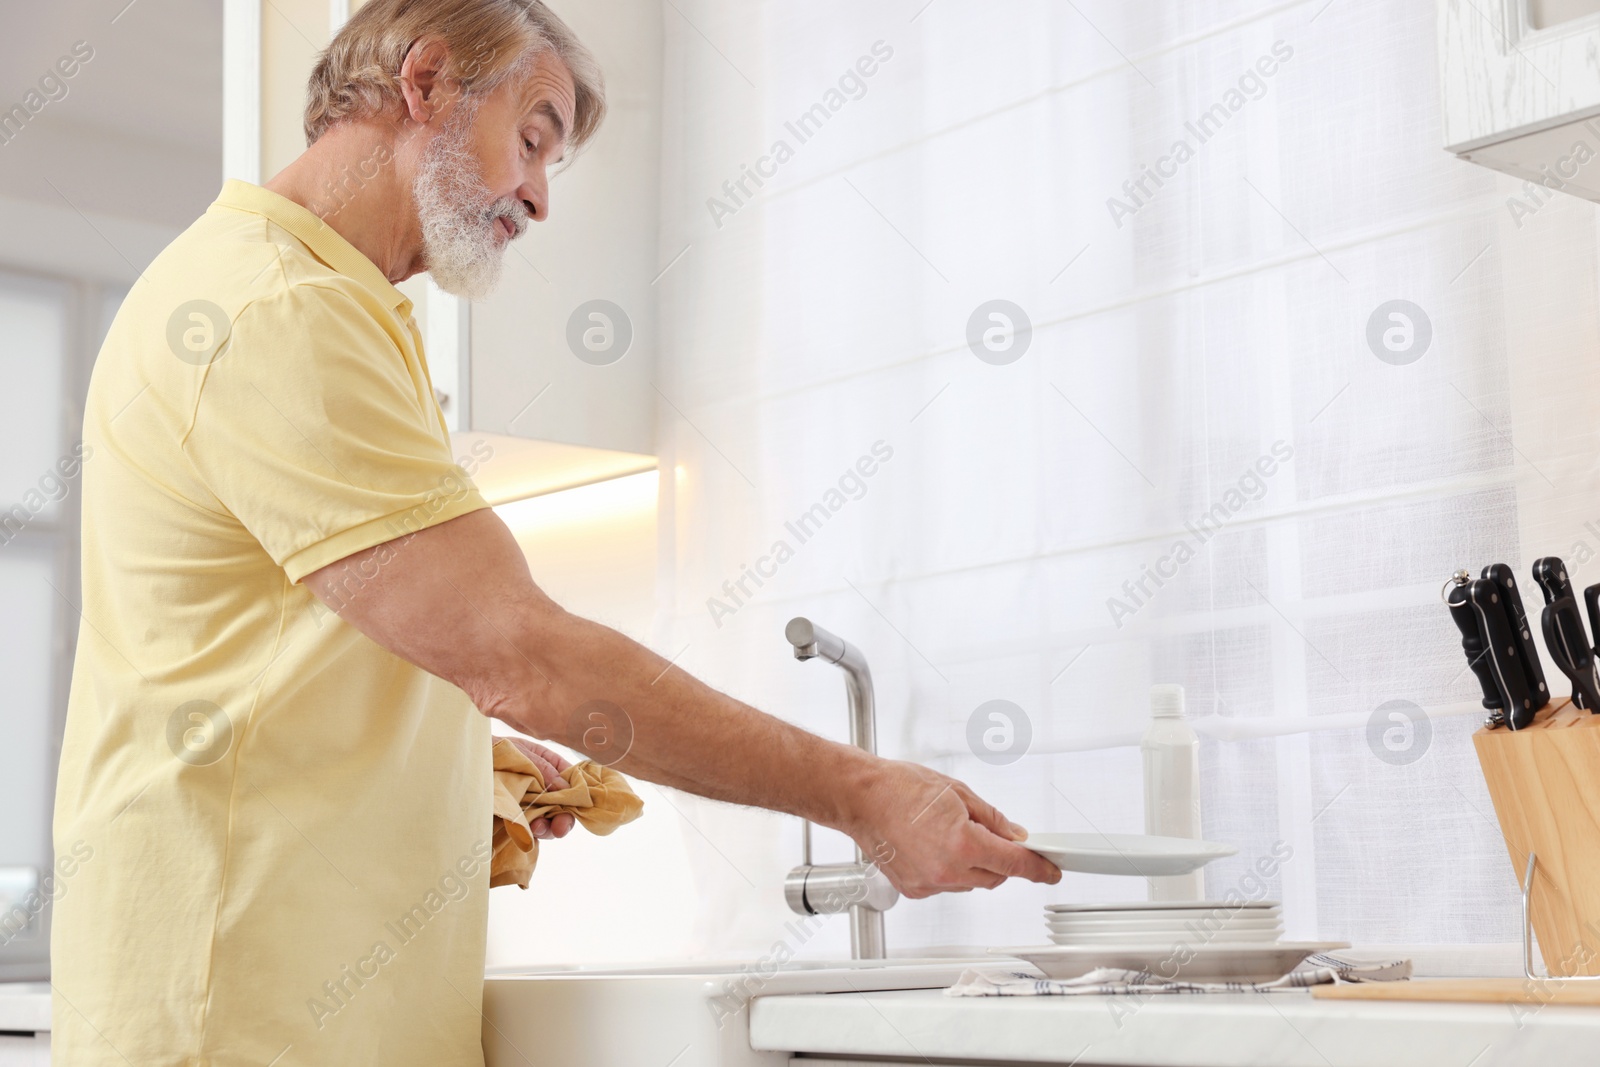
[1473,699,1600,977]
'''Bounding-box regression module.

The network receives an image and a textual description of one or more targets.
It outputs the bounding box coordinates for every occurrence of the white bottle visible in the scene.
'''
[1142,684,1204,901]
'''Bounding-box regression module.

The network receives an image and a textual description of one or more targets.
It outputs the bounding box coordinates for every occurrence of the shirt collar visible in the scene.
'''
[214,179,412,315]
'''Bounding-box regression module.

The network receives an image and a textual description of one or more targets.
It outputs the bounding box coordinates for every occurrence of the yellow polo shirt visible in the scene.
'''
[53,180,495,1066]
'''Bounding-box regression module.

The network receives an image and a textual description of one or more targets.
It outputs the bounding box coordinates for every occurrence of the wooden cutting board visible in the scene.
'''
[1314,979,1600,1005]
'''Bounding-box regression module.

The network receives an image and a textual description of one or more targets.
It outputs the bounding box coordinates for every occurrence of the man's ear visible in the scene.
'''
[397,34,455,126]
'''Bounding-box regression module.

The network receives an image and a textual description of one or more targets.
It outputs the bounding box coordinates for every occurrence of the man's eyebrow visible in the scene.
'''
[532,99,568,148]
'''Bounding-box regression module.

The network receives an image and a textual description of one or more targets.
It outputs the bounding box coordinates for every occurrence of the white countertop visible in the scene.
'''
[749,986,1600,1066]
[0,985,48,1035]
[16,969,1600,1063]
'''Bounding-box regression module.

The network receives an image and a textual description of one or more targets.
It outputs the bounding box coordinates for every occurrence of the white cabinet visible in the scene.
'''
[417,0,661,460]
[481,961,972,1067]
[447,0,664,495]
[424,0,664,458]
[431,0,663,498]
[1438,0,1600,198]
[464,0,663,459]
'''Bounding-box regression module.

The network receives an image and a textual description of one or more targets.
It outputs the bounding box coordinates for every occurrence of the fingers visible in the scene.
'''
[528,752,569,792]
[871,765,1063,897]
[968,869,1006,891]
[955,782,1027,843]
[952,782,1057,885]
[509,736,572,790]
[513,737,576,841]
[936,783,1057,886]
[535,743,574,776]
[530,813,575,840]
[961,821,1061,886]
[886,832,1058,898]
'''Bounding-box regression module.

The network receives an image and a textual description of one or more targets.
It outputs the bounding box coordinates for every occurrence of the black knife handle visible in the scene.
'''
[1542,595,1600,712]
[1585,583,1600,655]
[1448,579,1503,712]
[1471,578,1539,729]
[1482,563,1549,706]
[1533,557,1577,607]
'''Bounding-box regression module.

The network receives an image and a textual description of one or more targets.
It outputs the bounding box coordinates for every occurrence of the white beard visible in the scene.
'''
[412,107,528,301]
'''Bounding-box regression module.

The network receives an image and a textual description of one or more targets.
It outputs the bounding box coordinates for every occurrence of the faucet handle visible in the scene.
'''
[784,862,900,916]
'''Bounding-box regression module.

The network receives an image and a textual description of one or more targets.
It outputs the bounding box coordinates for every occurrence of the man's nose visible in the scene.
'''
[519,185,548,222]
[519,174,549,222]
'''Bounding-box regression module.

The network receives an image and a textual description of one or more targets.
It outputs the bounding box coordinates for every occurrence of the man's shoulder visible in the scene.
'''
[116,204,391,368]
[153,202,367,308]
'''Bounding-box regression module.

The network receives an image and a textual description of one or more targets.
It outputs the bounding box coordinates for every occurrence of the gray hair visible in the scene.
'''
[304,0,605,150]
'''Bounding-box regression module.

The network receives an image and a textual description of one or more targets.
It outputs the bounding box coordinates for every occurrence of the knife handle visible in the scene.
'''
[1533,557,1576,607]
[1483,563,1549,705]
[1585,583,1600,655]
[1448,578,1503,712]
[1542,595,1600,712]
[1470,578,1539,729]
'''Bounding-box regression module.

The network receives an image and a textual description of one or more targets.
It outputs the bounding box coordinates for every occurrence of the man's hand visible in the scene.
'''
[848,759,1061,897]
[504,736,575,840]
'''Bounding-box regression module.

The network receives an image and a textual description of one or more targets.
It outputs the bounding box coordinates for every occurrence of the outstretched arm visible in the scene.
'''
[305,508,1060,897]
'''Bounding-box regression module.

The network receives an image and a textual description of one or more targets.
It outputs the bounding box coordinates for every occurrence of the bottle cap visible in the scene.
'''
[1151,684,1186,719]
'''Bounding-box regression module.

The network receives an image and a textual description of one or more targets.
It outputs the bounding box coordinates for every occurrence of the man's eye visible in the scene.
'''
[523,136,534,152]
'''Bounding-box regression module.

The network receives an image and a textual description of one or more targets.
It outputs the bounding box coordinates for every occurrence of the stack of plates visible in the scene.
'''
[1045,900,1283,947]
[986,900,1350,982]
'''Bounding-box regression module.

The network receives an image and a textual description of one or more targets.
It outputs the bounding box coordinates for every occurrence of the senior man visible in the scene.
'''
[51,1,1060,1063]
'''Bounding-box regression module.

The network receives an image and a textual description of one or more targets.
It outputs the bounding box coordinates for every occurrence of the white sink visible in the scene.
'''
[481,956,982,1067]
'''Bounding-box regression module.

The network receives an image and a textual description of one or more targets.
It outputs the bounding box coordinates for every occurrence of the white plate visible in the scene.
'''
[1048,921,1282,932]
[1045,900,1279,914]
[1046,924,1285,939]
[1043,908,1280,927]
[1022,835,1239,877]
[1047,930,1282,946]
[987,942,1351,983]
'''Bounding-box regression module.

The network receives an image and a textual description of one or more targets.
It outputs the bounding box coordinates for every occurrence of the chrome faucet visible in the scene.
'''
[782,617,898,960]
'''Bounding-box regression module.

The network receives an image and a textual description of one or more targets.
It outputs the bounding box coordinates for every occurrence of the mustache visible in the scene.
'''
[485,198,528,239]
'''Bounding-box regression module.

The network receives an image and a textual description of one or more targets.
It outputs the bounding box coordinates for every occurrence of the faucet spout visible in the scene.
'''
[784,617,876,756]
[784,616,893,960]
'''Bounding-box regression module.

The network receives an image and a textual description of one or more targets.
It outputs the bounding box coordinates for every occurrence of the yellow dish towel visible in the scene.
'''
[490,736,645,889]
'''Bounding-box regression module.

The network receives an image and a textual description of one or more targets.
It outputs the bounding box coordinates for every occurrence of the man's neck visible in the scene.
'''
[264,120,430,284]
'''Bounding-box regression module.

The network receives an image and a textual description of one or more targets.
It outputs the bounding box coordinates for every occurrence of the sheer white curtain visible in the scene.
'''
[652,0,1599,969]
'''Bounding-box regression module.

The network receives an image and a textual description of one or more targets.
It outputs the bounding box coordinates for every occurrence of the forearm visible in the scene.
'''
[483,603,883,837]
[307,508,882,839]
[308,509,1060,897]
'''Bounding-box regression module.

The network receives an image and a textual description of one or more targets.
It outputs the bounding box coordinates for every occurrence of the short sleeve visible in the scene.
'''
[182,283,488,583]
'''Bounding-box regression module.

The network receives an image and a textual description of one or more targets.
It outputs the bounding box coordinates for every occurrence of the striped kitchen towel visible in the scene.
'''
[946,955,1412,996]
